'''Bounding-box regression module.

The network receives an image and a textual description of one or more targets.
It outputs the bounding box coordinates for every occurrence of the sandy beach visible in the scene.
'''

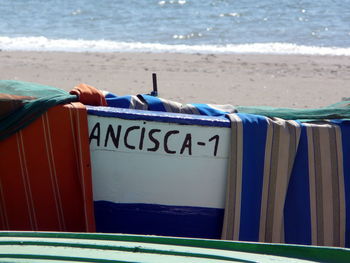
[1,51,350,108]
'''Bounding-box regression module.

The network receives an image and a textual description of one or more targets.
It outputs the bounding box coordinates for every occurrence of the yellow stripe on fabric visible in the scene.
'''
[221,114,243,240]
[260,118,301,243]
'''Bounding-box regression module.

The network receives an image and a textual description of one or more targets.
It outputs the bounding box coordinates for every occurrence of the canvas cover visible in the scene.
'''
[0,81,97,232]
[0,102,95,231]
[104,92,350,120]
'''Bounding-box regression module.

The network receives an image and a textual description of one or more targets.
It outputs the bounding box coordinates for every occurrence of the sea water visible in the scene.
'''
[0,0,349,55]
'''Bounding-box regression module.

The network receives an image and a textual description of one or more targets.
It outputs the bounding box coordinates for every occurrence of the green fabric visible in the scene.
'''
[0,80,77,141]
[236,102,350,121]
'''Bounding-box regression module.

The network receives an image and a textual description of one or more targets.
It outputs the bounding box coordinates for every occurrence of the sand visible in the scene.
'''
[1,51,350,108]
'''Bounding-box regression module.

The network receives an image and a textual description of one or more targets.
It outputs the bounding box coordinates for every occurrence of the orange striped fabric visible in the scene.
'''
[0,102,95,232]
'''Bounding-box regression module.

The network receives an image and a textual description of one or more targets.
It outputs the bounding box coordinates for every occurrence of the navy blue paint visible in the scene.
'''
[87,106,231,128]
[238,113,267,242]
[94,201,224,239]
[284,125,311,245]
[332,120,350,248]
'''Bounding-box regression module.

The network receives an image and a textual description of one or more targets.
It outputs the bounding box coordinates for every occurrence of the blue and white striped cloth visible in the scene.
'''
[104,92,350,247]
[105,93,236,116]
[221,114,350,248]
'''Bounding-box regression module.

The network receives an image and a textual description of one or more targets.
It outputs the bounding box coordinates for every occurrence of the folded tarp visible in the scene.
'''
[105,93,237,116]
[105,92,350,120]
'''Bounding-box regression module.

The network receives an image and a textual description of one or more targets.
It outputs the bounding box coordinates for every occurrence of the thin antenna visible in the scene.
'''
[151,73,158,97]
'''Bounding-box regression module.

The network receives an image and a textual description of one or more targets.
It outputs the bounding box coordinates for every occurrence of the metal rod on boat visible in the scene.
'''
[151,73,158,97]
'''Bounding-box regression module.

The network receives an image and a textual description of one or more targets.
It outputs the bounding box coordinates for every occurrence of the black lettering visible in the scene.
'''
[139,127,146,150]
[104,124,121,148]
[124,126,140,149]
[89,122,100,146]
[180,133,192,155]
[147,129,161,152]
[164,130,179,154]
[209,135,219,156]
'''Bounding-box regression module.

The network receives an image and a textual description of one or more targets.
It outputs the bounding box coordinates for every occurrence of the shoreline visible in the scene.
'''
[1,51,350,108]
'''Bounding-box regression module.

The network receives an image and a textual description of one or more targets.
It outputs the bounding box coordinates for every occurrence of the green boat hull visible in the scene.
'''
[0,231,349,262]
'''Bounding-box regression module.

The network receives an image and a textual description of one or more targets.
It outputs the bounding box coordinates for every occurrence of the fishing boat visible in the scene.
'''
[1,79,350,259]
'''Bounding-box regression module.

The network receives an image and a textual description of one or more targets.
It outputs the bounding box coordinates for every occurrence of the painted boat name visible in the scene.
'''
[89,121,220,156]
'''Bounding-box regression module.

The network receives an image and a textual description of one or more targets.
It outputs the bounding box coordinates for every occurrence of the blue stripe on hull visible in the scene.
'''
[94,201,224,239]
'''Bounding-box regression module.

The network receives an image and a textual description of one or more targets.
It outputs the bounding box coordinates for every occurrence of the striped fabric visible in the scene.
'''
[105,93,237,116]
[0,102,95,232]
[99,92,350,247]
[259,118,301,243]
[104,92,350,120]
[305,123,346,247]
[285,121,348,247]
[221,114,350,247]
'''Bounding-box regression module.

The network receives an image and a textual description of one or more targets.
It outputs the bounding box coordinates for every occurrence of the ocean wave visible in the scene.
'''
[0,36,350,56]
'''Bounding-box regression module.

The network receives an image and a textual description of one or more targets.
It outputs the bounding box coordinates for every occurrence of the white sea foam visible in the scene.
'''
[0,36,350,56]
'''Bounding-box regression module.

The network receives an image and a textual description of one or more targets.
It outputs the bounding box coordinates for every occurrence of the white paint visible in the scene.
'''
[88,115,230,209]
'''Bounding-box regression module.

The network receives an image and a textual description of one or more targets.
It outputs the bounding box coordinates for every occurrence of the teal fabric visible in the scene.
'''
[236,104,350,121]
[0,80,77,141]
